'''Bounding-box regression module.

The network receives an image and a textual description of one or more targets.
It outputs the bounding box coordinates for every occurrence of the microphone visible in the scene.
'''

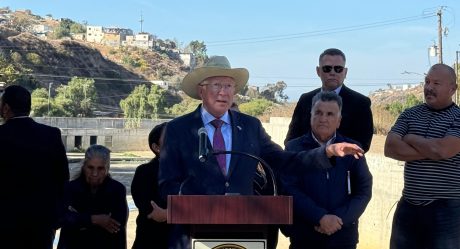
[198,127,208,162]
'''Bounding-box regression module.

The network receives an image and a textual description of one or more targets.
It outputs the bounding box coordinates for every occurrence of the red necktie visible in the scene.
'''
[211,119,226,175]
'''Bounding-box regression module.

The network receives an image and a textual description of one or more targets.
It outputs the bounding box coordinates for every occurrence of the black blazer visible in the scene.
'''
[285,85,374,152]
[0,118,69,242]
[131,158,169,249]
[159,105,290,198]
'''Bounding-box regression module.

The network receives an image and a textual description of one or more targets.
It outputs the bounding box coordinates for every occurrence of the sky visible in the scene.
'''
[2,0,460,101]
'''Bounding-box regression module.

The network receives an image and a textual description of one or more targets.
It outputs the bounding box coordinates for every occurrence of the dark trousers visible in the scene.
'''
[390,197,460,249]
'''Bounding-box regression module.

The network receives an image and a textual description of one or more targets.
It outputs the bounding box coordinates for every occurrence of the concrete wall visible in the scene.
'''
[61,128,152,152]
[35,117,168,152]
[358,153,403,249]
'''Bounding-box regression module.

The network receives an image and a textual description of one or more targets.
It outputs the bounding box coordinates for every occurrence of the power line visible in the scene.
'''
[7,71,422,88]
[206,13,436,47]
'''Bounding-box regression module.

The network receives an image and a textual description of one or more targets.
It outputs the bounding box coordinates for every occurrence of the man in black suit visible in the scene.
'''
[0,85,69,249]
[285,48,373,152]
[159,56,334,249]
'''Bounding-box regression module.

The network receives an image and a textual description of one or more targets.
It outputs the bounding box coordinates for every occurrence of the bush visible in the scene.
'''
[384,94,422,115]
[26,52,42,65]
[239,98,274,117]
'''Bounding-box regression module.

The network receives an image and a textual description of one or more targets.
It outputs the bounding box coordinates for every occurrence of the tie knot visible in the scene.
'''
[211,119,224,128]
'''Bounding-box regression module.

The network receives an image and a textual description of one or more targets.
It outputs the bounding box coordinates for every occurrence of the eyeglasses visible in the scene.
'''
[321,65,345,73]
[199,82,236,92]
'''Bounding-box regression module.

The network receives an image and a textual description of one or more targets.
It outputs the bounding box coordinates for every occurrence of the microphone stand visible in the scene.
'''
[211,150,278,196]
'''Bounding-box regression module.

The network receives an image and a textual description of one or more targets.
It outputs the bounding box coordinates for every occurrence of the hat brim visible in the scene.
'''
[182,67,249,99]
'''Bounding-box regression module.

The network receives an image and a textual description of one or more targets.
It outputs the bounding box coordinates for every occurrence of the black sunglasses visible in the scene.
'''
[321,65,345,73]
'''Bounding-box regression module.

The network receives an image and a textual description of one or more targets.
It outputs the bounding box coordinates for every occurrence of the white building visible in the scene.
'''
[86,25,104,43]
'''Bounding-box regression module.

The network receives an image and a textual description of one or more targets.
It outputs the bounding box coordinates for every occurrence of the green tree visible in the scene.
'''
[69,22,86,34]
[31,88,49,116]
[10,52,23,63]
[259,81,288,103]
[51,18,84,39]
[385,94,423,115]
[239,98,274,117]
[54,77,96,117]
[120,84,168,127]
[187,40,207,66]
[0,54,29,86]
[166,96,201,116]
[147,85,167,119]
[188,40,207,56]
[26,53,42,65]
[51,25,70,39]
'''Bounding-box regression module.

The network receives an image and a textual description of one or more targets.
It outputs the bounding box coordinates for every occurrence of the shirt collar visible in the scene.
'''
[200,106,230,125]
[311,131,337,146]
[321,85,343,94]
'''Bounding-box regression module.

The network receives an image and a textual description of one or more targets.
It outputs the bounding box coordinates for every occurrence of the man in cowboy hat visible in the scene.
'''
[159,55,288,249]
[159,56,363,249]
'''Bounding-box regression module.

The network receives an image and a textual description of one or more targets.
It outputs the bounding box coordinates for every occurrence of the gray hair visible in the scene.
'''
[84,144,111,168]
[76,145,111,180]
[311,91,343,114]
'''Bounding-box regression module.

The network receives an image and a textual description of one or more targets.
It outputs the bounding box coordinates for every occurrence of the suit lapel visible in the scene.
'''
[227,110,243,177]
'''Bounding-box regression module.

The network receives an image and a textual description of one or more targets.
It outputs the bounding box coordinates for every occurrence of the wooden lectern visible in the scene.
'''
[168,195,293,249]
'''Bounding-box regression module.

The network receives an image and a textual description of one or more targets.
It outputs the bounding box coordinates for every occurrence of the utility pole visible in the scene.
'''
[456,50,459,104]
[139,11,144,33]
[437,8,443,64]
[47,82,53,116]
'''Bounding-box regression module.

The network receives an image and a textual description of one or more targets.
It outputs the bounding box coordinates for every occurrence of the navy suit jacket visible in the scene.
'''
[285,85,374,152]
[159,105,290,197]
[282,132,372,247]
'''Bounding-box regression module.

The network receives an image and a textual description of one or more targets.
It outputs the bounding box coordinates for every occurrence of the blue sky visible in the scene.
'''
[2,0,460,101]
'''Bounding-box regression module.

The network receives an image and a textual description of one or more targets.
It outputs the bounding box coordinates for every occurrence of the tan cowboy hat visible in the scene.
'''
[181,55,249,99]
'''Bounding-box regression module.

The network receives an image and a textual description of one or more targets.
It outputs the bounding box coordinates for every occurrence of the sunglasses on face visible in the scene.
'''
[321,65,345,73]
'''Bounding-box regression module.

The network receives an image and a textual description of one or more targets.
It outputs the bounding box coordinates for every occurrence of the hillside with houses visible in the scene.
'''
[0,7,432,131]
[0,7,196,113]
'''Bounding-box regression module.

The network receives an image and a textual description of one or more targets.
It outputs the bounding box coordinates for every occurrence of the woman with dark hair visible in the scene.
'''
[131,122,169,249]
[58,145,128,249]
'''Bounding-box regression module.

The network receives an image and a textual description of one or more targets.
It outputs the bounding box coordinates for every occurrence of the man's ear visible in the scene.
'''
[337,114,342,129]
[1,103,11,118]
[151,143,160,155]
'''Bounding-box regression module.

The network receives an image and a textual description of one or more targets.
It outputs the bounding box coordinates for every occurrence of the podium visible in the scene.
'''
[168,195,293,249]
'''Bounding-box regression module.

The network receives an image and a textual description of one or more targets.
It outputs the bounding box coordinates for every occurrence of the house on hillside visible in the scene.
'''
[101,27,131,46]
[86,25,104,43]
[102,27,133,46]
[179,53,195,68]
[123,32,154,49]
[150,80,169,89]
[72,33,86,41]
[32,24,53,38]
[15,9,32,15]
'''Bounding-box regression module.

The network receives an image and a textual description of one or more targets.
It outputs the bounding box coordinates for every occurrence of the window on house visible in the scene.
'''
[74,136,82,149]
[90,136,97,145]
